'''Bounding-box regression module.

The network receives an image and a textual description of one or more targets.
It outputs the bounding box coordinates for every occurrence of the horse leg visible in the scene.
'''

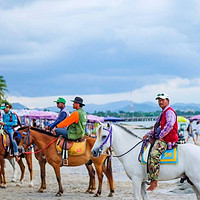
[52,165,63,196]
[141,182,148,200]
[0,159,6,188]
[102,157,114,197]
[192,185,200,200]
[16,158,25,186]
[37,155,47,193]
[132,176,142,200]
[85,163,96,194]
[93,162,103,197]
[8,158,17,182]
[25,154,33,187]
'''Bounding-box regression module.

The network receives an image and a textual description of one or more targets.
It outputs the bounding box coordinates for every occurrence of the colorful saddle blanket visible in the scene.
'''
[0,130,10,148]
[56,137,86,156]
[141,144,179,165]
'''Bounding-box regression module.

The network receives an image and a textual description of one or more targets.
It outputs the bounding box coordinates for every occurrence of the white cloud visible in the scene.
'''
[7,77,200,108]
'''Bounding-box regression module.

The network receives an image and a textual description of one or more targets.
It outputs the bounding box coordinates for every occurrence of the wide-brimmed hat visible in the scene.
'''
[155,93,170,100]
[54,97,66,104]
[71,97,85,106]
[0,102,10,110]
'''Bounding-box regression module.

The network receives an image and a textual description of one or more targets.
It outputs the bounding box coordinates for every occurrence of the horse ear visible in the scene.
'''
[107,122,111,129]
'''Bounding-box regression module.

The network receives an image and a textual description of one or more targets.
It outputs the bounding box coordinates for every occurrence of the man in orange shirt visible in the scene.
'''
[53,97,87,141]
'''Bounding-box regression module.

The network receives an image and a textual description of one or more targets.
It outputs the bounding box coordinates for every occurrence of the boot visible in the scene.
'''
[147,180,158,191]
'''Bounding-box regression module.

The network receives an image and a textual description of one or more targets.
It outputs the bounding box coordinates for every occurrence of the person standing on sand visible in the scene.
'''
[186,120,196,144]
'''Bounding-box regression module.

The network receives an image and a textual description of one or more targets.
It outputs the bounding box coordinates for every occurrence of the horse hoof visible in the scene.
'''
[16,182,22,187]
[108,193,114,197]
[85,189,94,194]
[29,182,34,187]
[38,188,44,193]
[0,185,6,189]
[11,178,16,182]
[55,192,62,197]
[94,193,101,197]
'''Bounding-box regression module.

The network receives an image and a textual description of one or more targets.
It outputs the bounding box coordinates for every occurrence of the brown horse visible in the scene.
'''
[15,130,97,194]
[17,126,114,197]
[0,130,33,188]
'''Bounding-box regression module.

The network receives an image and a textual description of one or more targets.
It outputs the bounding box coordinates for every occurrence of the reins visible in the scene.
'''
[24,138,57,155]
[20,128,57,155]
[112,140,143,158]
[101,125,143,158]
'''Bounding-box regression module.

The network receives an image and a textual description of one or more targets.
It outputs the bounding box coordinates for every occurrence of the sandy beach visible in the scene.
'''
[2,154,196,200]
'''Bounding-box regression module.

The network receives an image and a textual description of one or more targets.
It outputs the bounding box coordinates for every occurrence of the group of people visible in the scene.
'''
[0,96,87,161]
[0,92,197,193]
[186,120,200,144]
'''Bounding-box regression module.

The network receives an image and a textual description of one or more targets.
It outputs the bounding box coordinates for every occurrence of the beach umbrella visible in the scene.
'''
[189,115,200,121]
[87,114,104,123]
[104,116,124,122]
[177,116,189,123]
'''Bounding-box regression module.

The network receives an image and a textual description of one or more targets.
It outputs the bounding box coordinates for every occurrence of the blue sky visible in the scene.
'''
[1,0,200,108]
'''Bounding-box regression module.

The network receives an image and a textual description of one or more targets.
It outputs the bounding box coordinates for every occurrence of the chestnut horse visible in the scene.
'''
[15,129,100,194]
[0,128,33,188]
[17,126,114,197]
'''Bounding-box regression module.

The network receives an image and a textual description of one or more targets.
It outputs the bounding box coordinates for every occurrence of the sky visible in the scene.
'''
[1,0,200,108]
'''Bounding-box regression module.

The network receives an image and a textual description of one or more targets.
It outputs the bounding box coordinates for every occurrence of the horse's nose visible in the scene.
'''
[91,148,99,157]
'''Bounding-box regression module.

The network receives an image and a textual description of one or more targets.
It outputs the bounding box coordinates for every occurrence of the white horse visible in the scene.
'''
[91,123,200,200]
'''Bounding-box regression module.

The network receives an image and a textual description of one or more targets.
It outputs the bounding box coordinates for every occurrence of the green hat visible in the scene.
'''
[0,102,10,110]
[54,97,66,104]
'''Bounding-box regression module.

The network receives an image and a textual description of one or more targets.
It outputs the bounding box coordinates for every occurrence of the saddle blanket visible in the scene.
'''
[56,138,86,156]
[141,145,179,165]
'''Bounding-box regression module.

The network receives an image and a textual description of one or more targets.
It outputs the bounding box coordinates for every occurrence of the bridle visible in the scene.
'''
[99,125,143,158]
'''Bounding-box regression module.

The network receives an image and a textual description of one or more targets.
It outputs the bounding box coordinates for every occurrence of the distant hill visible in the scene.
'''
[12,103,28,110]
[11,101,200,113]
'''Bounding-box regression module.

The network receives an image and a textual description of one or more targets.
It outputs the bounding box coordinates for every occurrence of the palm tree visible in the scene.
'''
[0,76,8,102]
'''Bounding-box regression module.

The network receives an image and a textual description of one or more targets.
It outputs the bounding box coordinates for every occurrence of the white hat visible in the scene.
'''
[155,93,170,100]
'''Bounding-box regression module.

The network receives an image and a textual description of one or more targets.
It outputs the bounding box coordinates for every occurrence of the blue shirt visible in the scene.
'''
[3,110,18,132]
[49,107,69,130]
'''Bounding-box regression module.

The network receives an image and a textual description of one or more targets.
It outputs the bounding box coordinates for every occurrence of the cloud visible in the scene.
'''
[7,77,200,108]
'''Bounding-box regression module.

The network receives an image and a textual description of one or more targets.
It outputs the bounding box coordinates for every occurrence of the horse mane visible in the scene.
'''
[17,126,57,137]
[30,127,57,137]
[114,123,142,140]
[17,126,29,131]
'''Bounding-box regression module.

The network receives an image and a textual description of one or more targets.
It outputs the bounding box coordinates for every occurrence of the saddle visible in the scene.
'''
[0,129,13,157]
[56,136,86,166]
[140,142,179,165]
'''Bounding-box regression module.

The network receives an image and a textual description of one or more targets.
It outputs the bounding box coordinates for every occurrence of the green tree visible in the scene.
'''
[0,76,8,102]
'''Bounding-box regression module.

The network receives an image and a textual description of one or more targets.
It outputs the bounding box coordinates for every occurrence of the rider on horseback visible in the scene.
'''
[143,93,178,191]
[0,102,20,161]
[53,97,87,140]
[45,97,69,131]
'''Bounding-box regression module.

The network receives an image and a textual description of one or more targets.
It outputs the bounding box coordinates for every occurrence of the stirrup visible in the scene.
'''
[62,159,68,166]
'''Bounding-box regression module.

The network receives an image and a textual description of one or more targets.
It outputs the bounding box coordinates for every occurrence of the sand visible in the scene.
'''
[1,155,196,200]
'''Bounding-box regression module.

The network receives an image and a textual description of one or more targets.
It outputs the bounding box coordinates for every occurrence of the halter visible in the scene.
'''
[99,127,113,153]
[22,130,31,148]
[99,125,142,158]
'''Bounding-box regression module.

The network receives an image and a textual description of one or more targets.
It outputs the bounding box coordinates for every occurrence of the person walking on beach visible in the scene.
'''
[143,93,178,191]
[186,120,196,144]
[45,97,69,131]
[195,121,200,143]
[53,97,87,141]
[0,102,20,161]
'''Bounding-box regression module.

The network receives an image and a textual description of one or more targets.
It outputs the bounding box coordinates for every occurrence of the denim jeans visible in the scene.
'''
[9,130,19,156]
[55,128,68,139]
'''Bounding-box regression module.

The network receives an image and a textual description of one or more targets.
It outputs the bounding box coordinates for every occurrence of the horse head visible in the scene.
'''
[91,122,112,157]
[16,126,32,154]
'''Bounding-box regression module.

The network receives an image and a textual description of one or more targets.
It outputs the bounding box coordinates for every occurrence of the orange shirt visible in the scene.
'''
[57,111,79,128]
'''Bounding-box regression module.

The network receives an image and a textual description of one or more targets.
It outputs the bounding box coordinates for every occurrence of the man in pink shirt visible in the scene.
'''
[143,93,178,191]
